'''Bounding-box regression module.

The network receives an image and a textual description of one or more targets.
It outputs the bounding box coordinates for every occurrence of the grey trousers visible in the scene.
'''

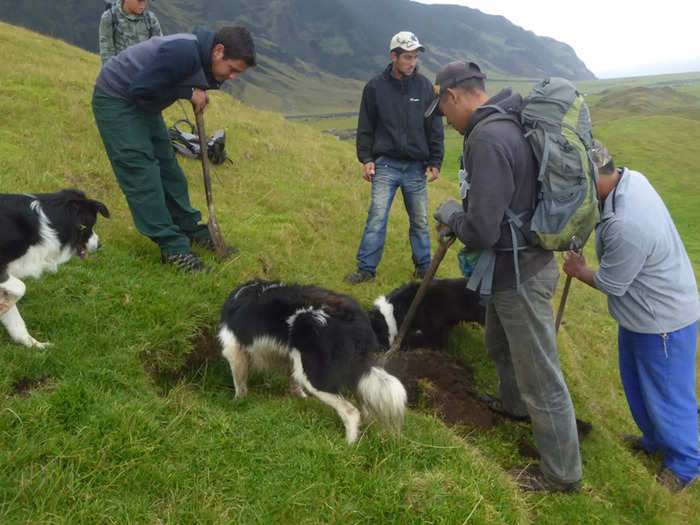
[485,258,582,485]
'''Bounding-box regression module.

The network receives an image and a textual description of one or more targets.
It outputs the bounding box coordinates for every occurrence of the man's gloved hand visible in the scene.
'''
[434,199,462,231]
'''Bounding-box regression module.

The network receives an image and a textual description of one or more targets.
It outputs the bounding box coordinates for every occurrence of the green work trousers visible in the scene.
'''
[92,86,209,255]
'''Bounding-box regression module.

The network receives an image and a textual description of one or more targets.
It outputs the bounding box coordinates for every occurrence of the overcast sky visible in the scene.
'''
[414,0,700,77]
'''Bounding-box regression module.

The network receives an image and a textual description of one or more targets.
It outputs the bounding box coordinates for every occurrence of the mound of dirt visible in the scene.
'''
[385,348,496,429]
[384,348,593,456]
[177,334,593,450]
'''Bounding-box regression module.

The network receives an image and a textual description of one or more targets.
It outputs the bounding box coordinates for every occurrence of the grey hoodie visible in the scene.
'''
[446,88,552,291]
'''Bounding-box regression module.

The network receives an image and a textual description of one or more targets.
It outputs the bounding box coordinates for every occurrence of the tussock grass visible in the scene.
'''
[1,21,699,523]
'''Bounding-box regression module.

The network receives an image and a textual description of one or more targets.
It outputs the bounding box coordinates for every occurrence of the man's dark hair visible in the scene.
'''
[391,47,405,57]
[452,77,486,95]
[598,158,616,175]
[214,26,256,67]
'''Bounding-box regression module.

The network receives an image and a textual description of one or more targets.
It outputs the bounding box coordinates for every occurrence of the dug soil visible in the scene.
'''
[384,348,592,458]
[384,348,496,429]
[176,333,591,454]
[176,333,497,430]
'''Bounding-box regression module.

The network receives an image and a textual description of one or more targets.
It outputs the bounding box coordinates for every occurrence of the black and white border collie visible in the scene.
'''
[0,189,110,347]
[369,278,486,350]
[218,279,407,444]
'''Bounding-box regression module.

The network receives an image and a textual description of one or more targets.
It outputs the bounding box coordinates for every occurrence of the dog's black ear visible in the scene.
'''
[90,200,110,218]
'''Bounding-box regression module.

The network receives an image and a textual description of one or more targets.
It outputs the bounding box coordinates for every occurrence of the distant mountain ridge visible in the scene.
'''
[0,0,595,111]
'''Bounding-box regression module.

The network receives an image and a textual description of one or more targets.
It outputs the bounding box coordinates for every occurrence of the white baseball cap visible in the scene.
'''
[390,31,425,53]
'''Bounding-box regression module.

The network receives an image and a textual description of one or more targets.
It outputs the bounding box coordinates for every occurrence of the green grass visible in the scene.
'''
[1,21,700,523]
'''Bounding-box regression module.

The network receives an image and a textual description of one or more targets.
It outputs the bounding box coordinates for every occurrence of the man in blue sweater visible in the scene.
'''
[92,26,256,272]
[563,140,700,492]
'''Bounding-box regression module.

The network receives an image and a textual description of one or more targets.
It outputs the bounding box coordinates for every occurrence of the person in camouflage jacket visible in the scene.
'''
[99,0,163,64]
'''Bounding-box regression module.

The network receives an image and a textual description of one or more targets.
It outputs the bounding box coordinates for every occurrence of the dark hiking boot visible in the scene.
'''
[344,269,375,284]
[161,252,212,274]
[478,393,530,422]
[656,467,692,492]
[189,235,238,256]
[507,464,580,493]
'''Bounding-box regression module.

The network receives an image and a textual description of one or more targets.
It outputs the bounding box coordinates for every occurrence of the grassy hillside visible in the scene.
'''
[1,21,699,523]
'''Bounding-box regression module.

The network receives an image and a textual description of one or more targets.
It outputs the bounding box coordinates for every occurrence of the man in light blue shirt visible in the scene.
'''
[563,140,700,492]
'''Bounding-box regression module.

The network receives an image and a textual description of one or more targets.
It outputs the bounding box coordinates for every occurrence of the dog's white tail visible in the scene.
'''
[357,366,407,433]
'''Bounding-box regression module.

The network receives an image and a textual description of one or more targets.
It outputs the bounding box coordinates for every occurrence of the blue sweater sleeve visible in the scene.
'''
[128,39,200,111]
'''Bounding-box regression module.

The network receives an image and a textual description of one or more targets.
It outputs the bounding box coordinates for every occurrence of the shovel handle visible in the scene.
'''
[195,111,230,261]
[555,274,572,334]
[378,232,456,367]
[195,112,214,207]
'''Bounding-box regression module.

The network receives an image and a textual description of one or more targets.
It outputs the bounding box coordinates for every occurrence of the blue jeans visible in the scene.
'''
[619,321,700,483]
[355,156,431,274]
[485,258,582,485]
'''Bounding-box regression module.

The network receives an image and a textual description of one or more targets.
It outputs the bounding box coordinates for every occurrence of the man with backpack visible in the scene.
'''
[92,26,256,272]
[429,60,582,493]
[99,0,163,65]
[563,140,700,492]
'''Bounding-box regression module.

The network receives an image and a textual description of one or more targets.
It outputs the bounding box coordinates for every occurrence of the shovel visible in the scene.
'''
[555,243,583,334]
[378,227,456,367]
[555,274,572,334]
[195,111,230,261]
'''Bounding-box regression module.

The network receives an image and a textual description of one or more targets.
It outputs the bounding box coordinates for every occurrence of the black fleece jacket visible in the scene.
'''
[447,88,553,291]
[356,64,444,168]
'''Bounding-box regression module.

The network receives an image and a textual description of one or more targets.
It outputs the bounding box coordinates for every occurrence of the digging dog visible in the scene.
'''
[369,278,485,350]
[0,189,110,347]
[218,279,407,444]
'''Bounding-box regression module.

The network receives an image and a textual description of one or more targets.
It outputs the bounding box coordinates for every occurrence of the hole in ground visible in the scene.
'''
[10,375,55,397]
[146,329,225,395]
[385,348,495,430]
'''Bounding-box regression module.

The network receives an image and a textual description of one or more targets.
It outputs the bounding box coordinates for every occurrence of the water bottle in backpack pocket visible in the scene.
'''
[458,247,482,278]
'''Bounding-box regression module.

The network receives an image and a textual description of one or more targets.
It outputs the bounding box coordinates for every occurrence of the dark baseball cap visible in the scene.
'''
[424,60,486,118]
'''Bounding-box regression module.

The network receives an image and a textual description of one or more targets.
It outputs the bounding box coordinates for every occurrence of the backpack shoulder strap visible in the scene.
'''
[109,3,119,43]
[464,106,521,150]
[144,9,154,37]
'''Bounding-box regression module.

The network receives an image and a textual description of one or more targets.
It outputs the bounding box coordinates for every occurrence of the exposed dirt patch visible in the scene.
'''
[10,375,54,397]
[166,335,593,448]
[385,348,496,429]
[184,330,222,370]
[146,330,222,393]
[384,348,594,449]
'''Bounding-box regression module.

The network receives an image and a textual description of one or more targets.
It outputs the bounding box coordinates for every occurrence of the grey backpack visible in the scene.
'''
[482,78,600,252]
[519,77,599,251]
[168,119,228,165]
[463,78,600,295]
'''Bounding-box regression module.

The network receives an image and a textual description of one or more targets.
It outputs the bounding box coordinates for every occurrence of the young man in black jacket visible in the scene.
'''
[345,31,444,283]
[429,61,582,493]
[92,26,255,272]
